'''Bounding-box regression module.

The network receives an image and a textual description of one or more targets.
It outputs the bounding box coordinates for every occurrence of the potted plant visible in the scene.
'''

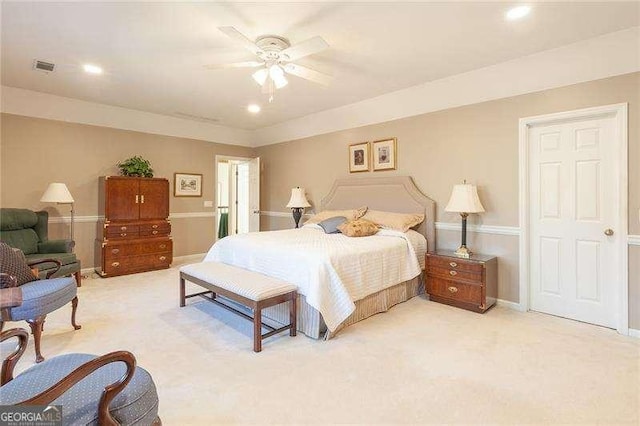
[117,156,154,178]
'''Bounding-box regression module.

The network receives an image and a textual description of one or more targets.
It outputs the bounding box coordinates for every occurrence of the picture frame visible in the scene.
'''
[372,138,397,171]
[174,173,203,197]
[348,142,370,173]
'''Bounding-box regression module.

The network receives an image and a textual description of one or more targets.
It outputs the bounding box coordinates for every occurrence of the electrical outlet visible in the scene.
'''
[204,200,214,208]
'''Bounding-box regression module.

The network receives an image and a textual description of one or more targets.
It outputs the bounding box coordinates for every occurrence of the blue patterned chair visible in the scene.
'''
[0,328,161,425]
[0,242,80,363]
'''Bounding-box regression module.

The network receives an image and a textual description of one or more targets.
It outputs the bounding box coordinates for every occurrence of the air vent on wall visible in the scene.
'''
[173,112,221,123]
[33,59,55,73]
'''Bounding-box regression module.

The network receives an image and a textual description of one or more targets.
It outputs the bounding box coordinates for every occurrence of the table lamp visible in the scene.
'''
[286,187,311,228]
[445,180,485,258]
[41,183,75,242]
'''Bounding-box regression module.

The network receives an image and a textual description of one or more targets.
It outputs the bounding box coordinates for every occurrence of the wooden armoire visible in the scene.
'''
[96,176,173,277]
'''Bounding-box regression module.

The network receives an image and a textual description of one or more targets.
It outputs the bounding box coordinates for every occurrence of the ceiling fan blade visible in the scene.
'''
[284,63,332,86]
[204,61,263,70]
[218,26,262,56]
[280,36,329,61]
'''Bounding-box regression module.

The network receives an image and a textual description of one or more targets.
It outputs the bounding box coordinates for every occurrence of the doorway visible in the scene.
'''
[519,103,628,334]
[215,156,261,240]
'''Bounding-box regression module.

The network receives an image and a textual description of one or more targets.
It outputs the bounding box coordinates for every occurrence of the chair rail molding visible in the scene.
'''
[48,212,215,224]
[628,235,640,246]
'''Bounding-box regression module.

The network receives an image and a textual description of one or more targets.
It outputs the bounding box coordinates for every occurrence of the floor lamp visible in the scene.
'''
[41,183,75,243]
[286,187,311,228]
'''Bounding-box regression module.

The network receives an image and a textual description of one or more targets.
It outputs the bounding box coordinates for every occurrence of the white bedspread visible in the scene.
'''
[203,225,423,331]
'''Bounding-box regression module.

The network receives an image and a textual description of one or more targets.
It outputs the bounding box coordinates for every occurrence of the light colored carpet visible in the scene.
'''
[3,259,639,425]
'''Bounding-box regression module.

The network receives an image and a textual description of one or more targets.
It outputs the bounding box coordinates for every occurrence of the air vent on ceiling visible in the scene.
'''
[33,60,55,73]
[173,112,221,123]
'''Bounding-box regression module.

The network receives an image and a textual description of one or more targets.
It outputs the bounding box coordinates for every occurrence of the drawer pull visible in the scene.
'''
[449,262,458,268]
[159,256,167,261]
[152,224,159,229]
[447,286,458,293]
[120,233,127,237]
[159,244,167,249]
[111,249,120,254]
[152,230,158,235]
[449,270,457,276]
[111,262,120,268]
[120,226,127,231]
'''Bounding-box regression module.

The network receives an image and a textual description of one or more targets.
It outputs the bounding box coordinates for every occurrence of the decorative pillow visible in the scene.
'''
[317,216,347,234]
[304,206,368,225]
[337,219,379,237]
[362,210,425,232]
[0,242,36,287]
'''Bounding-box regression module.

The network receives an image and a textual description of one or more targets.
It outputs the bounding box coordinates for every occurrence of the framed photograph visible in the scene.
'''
[372,138,397,171]
[349,142,370,173]
[174,173,203,197]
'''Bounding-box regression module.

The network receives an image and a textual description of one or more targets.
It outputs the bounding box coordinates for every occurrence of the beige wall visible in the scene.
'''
[256,72,640,328]
[0,113,254,268]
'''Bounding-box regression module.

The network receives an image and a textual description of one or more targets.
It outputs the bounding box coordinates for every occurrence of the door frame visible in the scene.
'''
[518,103,628,335]
[214,155,254,239]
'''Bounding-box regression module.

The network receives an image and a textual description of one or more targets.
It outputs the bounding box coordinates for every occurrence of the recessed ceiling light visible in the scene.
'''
[247,104,261,113]
[505,5,531,21]
[83,64,103,74]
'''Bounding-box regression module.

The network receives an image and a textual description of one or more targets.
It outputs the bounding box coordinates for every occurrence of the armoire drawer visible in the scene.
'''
[103,252,172,276]
[103,239,172,259]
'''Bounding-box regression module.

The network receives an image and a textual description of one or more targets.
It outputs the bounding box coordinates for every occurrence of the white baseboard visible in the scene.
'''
[495,298,525,312]
[628,328,640,338]
[173,253,206,264]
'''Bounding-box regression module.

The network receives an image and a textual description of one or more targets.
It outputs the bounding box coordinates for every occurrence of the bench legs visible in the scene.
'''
[290,294,297,337]
[253,307,262,352]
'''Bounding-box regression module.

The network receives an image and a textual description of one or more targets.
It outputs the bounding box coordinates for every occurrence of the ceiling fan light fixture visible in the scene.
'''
[252,68,268,86]
[273,74,288,89]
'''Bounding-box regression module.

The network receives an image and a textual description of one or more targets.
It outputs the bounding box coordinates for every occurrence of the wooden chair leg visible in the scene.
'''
[71,296,81,330]
[290,294,297,337]
[253,307,262,353]
[74,270,82,287]
[27,315,46,363]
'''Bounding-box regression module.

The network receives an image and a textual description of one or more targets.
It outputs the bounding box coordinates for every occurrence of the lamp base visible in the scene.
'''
[454,245,472,258]
[292,208,303,229]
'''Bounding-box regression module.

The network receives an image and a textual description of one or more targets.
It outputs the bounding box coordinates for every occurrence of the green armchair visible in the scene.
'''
[0,208,81,286]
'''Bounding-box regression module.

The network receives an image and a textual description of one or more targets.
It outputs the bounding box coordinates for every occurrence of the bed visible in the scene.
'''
[204,176,435,339]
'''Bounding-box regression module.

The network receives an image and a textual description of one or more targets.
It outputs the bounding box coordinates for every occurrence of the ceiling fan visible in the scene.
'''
[206,26,332,102]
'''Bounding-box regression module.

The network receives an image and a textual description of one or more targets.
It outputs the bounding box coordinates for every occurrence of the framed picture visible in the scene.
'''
[174,173,203,197]
[372,138,397,171]
[349,142,370,173]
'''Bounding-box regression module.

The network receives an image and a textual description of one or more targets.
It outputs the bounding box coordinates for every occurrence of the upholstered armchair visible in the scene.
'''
[0,242,80,363]
[0,328,161,425]
[0,208,81,286]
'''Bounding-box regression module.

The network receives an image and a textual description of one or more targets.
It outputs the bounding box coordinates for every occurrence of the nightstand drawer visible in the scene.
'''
[427,266,483,284]
[428,277,482,305]
[427,255,483,273]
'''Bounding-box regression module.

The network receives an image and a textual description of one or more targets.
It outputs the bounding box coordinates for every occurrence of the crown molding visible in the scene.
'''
[254,26,640,146]
[0,86,254,147]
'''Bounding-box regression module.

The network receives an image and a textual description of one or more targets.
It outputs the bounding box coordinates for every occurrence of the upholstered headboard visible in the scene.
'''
[320,176,436,251]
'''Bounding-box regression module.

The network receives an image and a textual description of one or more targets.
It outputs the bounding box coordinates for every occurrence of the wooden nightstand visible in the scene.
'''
[425,251,497,313]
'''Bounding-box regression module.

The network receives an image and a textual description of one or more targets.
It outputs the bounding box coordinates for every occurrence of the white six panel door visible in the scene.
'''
[529,116,618,328]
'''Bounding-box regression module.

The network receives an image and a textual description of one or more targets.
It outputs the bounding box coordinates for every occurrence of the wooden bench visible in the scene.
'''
[179,262,297,352]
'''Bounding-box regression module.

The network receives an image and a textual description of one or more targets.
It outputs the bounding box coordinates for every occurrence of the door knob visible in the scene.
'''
[604,228,614,236]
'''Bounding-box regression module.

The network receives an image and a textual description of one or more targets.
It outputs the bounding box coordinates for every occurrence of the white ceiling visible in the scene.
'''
[2,1,639,131]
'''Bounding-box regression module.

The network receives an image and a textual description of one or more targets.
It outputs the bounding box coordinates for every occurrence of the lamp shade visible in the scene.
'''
[40,183,74,203]
[445,183,485,213]
[286,187,311,208]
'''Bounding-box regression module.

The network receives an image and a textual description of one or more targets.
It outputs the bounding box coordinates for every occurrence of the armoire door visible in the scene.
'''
[139,179,169,220]
[106,177,139,221]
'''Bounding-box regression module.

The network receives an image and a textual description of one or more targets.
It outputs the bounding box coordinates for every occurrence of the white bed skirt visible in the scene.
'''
[263,273,424,339]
